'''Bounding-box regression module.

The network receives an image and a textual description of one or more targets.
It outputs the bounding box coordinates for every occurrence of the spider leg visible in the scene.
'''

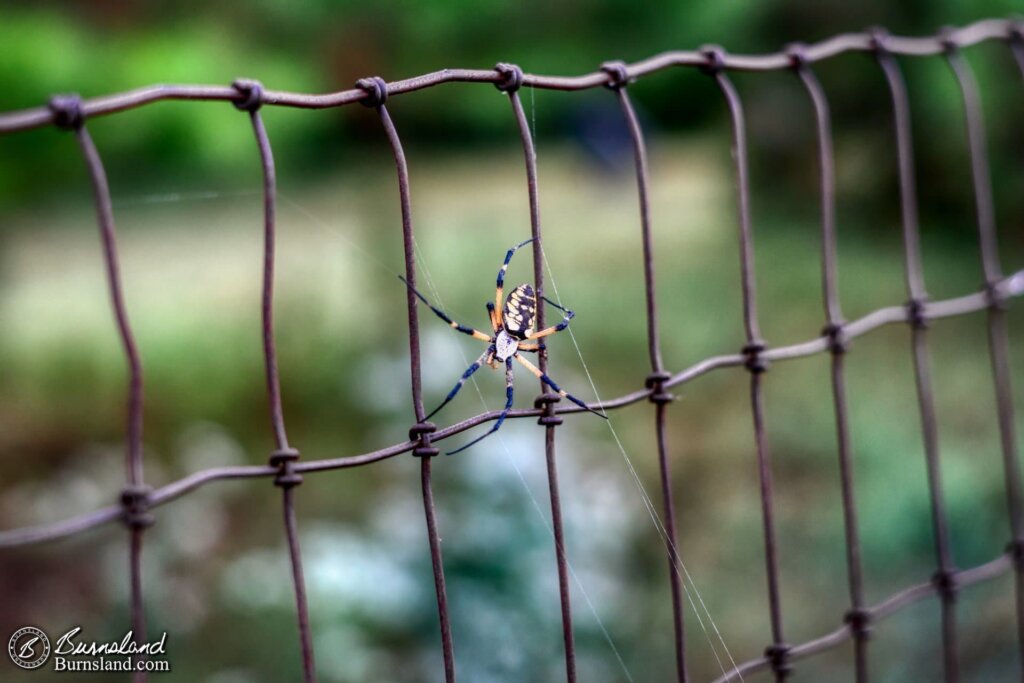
[447,358,515,455]
[494,237,537,326]
[486,302,499,333]
[527,297,574,340]
[426,348,492,421]
[514,353,607,418]
[517,341,543,352]
[541,295,571,313]
[399,276,493,342]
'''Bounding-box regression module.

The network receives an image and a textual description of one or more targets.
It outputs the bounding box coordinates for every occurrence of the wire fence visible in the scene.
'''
[1,17,1023,683]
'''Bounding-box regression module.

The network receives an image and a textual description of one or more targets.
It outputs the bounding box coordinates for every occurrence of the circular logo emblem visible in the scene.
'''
[8,627,50,670]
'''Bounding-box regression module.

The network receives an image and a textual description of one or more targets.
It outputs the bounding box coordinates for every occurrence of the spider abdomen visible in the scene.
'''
[503,283,536,340]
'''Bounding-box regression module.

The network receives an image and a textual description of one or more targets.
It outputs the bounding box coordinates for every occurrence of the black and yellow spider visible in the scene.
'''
[401,237,606,455]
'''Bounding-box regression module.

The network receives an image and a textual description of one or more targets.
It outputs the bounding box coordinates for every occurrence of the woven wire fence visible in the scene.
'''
[2,17,1024,683]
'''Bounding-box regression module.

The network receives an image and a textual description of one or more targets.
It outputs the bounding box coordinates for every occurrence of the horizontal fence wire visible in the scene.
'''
[0,16,1023,683]
[0,19,1021,133]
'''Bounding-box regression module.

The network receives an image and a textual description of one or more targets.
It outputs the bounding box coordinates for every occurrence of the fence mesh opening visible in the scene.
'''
[1,17,1023,683]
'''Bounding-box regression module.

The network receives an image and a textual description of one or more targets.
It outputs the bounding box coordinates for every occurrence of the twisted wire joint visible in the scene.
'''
[120,484,154,528]
[48,94,84,131]
[645,371,675,405]
[742,340,770,374]
[534,393,564,427]
[494,63,524,93]
[600,60,631,90]
[232,79,264,112]
[409,422,440,458]
[356,77,389,108]
[269,447,303,489]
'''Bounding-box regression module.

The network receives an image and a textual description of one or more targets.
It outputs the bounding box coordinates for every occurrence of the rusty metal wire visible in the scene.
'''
[496,63,580,683]
[1,17,1023,683]
[233,78,317,683]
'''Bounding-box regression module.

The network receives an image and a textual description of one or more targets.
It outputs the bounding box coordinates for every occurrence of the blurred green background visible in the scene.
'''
[1,1,1023,681]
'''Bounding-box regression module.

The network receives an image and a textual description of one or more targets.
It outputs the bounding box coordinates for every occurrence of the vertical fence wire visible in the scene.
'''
[1003,30,1024,672]
[1013,28,1024,77]
[47,94,153,683]
[232,79,318,683]
[788,46,870,682]
[943,37,1024,676]
[355,76,457,683]
[702,47,791,681]
[872,33,959,683]
[495,62,579,683]
[601,60,688,683]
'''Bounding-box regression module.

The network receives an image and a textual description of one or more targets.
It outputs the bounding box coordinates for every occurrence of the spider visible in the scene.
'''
[401,237,606,455]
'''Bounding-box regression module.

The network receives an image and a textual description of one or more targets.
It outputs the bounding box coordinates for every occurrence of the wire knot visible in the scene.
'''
[700,45,727,76]
[120,484,154,528]
[1007,540,1024,573]
[983,280,1008,311]
[906,298,929,330]
[645,371,674,405]
[269,447,303,488]
[821,322,849,355]
[763,643,792,677]
[1008,539,1024,570]
[938,26,959,54]
[232,79,264,112]
[1010,21,1024,43]
[356,77,389,108]
[932,569,959,600]
[866,26,891,54]
[784,42,810,69]
[48,94,85,131]
[600,61,631,90]
[534,393,564,426]
[844,608,872,640]
[742,340,769,374]
[269,447,300,467]
[494,63,524,93]
[409,421,440,457]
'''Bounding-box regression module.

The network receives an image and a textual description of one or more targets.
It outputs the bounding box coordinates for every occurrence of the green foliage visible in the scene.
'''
[2,1,1021,206]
